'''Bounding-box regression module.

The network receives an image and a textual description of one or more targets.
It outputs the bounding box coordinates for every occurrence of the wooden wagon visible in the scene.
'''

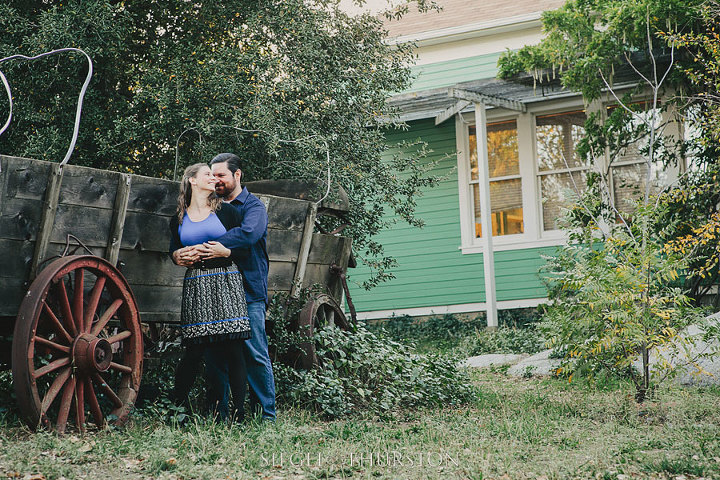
[0,154,355,433]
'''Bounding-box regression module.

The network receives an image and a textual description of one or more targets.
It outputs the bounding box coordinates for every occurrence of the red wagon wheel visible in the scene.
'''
[12,255,143,433]
[292,294,350,370]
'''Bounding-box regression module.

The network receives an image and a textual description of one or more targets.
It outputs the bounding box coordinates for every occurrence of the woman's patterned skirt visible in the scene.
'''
[180,265,251,345]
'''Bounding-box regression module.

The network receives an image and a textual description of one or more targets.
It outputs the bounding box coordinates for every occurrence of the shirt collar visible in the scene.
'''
[228,186,249,205]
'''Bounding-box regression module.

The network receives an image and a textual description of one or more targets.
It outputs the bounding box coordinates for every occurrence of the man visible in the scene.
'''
[211,152,274,421]
[173,153,275,421]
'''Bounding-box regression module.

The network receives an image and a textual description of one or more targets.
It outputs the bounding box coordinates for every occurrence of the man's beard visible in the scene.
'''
[215,180,236,198]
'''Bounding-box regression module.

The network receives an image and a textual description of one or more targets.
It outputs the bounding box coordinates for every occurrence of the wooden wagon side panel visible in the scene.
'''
[1,155,353,322]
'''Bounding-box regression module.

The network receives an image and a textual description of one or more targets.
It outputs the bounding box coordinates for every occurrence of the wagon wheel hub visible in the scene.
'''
[72,334,113,374]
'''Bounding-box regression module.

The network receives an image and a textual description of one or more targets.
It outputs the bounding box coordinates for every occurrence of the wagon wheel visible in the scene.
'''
[292,294,350,370]
[12,255,143,433]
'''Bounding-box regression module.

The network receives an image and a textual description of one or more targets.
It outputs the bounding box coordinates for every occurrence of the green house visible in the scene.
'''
[346,0,686,326]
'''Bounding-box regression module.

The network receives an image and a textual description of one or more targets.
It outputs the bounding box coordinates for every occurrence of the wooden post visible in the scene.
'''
[29,163,64,280]
[474,103,499,328]
[290,202,318,298]
[105,174,131,266]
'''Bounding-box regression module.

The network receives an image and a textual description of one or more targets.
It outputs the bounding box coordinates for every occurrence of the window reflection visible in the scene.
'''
[469,121,523,237]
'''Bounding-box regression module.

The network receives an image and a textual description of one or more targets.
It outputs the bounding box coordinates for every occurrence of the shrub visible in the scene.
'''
[269,293,477,418]
[459,326,546,356]
[273,325,476,418]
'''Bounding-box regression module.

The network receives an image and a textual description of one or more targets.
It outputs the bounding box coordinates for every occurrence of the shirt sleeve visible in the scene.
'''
[168,216,183,258]
[216,199,268,249]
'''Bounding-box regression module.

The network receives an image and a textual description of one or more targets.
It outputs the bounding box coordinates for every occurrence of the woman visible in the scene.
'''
[169,163,251,422]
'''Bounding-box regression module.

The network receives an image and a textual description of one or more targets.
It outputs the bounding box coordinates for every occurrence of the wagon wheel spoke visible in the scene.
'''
[33,357,71,379]
[39,367,71,419]
[106,330,132,345]
[91,373,124,408]
[54,280,78,337]
[109,362,133,374]
[72,268,84,333]
[34,336,70,354]
[84,276,107,333]
[74,380,86,434]
[90,299,123,337]
[42,302,73,345]
[55,376,77,434]
[85,378,104,427]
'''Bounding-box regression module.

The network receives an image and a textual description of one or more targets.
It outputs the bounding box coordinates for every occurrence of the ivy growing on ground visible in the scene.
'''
[268,293,476,419]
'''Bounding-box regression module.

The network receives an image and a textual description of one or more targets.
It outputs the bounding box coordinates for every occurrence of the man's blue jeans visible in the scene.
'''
[205,301,276,420]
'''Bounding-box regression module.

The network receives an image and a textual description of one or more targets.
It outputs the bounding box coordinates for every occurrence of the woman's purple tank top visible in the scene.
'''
[178,212,227,245]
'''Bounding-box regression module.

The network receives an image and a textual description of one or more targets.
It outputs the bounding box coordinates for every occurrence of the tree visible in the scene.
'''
[497,0,720,400]
[0,0,440,288]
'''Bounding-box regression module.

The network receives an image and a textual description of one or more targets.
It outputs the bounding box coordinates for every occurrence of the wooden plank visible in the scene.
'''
[0,157,7,215]
[106,175,131,265]
[126,176,178,215]
[47,203,113,247]
[0,197,43,242]
[0,238,35,280]
[266,228,303,263]
[57,167,119,209]
[120,210,174,252]
[267,260,295,293]
[117,248,184,287]
[29,163,64,279]
[2,156,52,201]
[130,284,182,320]
[0,276,25,316]
[263,196,311,232]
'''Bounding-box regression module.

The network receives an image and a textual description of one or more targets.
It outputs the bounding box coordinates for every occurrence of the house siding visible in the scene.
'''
[407,52,502,93]
[348,117,554,314]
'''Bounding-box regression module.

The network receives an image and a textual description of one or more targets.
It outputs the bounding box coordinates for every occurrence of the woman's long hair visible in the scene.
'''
[176,163,222,223]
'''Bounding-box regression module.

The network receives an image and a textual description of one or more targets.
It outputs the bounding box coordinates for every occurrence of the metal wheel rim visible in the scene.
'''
[294,294,349,369]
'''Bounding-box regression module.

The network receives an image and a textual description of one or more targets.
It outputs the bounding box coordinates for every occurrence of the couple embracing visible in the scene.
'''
[168,153,275,423]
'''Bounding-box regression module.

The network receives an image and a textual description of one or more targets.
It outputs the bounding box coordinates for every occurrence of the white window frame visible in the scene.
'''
[457,97,591,254]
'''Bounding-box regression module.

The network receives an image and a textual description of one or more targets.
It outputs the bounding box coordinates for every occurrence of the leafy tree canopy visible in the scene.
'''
[498,0,704,100]
[0,0,440,288]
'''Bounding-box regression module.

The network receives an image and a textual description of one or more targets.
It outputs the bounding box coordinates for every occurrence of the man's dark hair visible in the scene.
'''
[210,152,242,174]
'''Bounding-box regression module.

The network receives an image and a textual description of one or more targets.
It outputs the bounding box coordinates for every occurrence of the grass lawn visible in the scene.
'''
[1,369,719,480]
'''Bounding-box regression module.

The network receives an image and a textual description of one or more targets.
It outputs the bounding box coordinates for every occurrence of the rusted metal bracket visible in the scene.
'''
[28,163,63,280]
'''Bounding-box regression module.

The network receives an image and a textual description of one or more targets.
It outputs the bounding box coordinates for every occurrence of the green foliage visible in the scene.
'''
[273,325,476,419]
[540,198,706,400]
[497,0,703,100]
[0,0,441,288]
[367,310,544,354]
[459,326,546,356]
[368,314,485,353]
[268,295,476,419]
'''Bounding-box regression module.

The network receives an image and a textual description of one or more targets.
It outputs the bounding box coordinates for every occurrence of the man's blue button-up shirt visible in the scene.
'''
[216,187,270,306]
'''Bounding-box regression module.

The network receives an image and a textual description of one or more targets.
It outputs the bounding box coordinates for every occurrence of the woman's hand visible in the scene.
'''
[172,246,201,266]
[195,241,231,259]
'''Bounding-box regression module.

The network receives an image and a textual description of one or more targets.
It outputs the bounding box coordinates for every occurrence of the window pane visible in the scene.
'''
[536,111,587,171]
[607,102,662,166]
[473,179,524,237]
[612,163,669,214]
[540,171,587,231]
[469,121,519,181]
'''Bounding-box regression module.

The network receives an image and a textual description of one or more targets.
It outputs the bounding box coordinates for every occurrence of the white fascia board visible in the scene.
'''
[386,12,544,47]
[355,298,548,320]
